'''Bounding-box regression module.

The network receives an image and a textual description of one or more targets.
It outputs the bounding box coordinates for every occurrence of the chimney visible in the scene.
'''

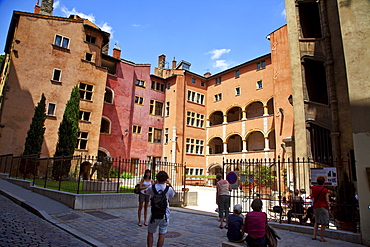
[204,72,212,78]
[40,0,54,15]
[157,54,166,77]
[113,44,121,59]
[172,57,177,69]
[34,0,41,14]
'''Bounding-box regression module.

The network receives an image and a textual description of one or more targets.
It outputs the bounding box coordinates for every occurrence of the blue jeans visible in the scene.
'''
[218,195,230,218]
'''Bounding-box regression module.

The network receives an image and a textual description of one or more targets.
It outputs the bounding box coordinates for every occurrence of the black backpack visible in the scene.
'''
[150,185,169,223]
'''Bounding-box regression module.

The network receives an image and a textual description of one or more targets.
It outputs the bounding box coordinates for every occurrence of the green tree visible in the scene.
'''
[0,54,5,68]
[52,86,80,180]
[20,94,47,176]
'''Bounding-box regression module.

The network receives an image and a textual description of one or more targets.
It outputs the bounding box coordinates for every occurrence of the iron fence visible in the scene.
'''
[0,154,185,205]
[223,156,359,232]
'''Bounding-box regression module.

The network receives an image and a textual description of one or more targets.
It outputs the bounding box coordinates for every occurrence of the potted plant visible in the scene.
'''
[334,172,358,232]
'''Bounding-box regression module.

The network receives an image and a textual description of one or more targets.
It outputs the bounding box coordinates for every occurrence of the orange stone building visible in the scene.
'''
[155,25,293,181]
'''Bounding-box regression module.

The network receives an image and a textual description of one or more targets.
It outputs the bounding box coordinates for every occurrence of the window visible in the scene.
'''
[235,87,241,96]
[76,132,88,150]
[186,168,204,176]
[257,80,263,89]
[54,35,69,49]
[135,96,144,105]
[167,83,171,89]
[215,77,222,85]
[85,53,93,62]
[186,138,204,155]
[85,35,96,44]
[165,102,170,116]
[133,125,142,134]
[257,60,266,70]
[47,103,56,116]
[135,79,145,88]
[79,83,93,101]
[164,128,169,144]
[52,69,61,82]
[299,1,322,38]
[100,118,110,134]
[235,70,240,78]
[214,93,222,102]
[79,111,91,121]
[150,100,163,116]
[148,127,162,143]
[187,111,204,128]
[151,81,165,92]
[104,88,113,104]
[201,81,205,87]
[192,78,196,84]
[187,90,205,105]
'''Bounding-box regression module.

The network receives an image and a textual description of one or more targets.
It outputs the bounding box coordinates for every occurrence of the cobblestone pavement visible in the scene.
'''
[0,195,91,247]
[52,207,365,247]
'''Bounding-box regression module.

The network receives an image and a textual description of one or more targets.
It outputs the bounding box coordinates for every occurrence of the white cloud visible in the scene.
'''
[60,6,96,23]
[281,9,286,18]
[208,48,231,60]
[53,0,60,10]
[132,24,141,27]
[213,60,232,71]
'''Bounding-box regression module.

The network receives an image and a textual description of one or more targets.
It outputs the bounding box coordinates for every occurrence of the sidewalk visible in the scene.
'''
[0,178,364,247]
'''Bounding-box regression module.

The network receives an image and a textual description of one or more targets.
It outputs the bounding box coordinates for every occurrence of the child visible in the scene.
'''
[227,204,245,242]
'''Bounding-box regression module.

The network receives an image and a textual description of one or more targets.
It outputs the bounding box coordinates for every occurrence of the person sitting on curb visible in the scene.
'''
[227,204,245,242]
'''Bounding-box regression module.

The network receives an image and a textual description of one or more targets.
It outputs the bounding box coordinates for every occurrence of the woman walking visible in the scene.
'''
[311,176,330,242]
[216,173,232,229]
[137,169,154,226]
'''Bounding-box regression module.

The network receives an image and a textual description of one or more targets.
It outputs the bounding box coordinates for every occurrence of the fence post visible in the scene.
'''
[77,155,82,194]
[32,156,38,186]
[278,156,282,223]
[117,158,121,193]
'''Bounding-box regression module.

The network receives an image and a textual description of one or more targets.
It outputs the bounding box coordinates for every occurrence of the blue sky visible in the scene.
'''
[0,0,286,75]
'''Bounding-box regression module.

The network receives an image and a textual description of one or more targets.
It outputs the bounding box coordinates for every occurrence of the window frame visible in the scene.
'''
[54,34,70,49]
[214,93,222,102]
[186,111,205,128]
[79,110,91,122]
[148,127,162,143]
[257,80,263,89]
[134,96,144,105]
[47,103,56,116]
[149,99,164,116]
[132,125,142,134]
[235,70,240,78]
[235,87,241,96]
[52,68,62,82]
[186,138,204,155]
[79,83,94,101]
[135,79,146,88]
[151,81,165,92]
[85,35,96,44]
[76,131,88,150]
[215,77,222,85]
[187,90,205,105]
[165,102,170,117]
[100,117,111,134]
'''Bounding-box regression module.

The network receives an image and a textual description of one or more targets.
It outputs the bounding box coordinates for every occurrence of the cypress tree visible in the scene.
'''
[52,86,80,179]
[20,93,47,176]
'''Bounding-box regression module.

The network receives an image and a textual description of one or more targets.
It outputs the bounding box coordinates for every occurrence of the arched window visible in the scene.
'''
[104,87,113,104]
[208,137,223,154]
[209,111,223,126]
[100,117,111,134]
[246,131,264,151]
[227,134,242,153]
[227,107,242,123]
[246,102,264,118]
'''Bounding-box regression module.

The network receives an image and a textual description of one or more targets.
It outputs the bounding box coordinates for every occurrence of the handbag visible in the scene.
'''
[134,184,141,194]
[266,224,280,247]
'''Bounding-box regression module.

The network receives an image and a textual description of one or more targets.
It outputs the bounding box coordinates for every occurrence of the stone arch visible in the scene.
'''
[266,97,274,115]
[208,136,224,154]
[226,106,242,123]
[209,110,224,126]
[226,133,243,153]
[100,116,111,134]
[245,100,264,118]
[246,130,265,151]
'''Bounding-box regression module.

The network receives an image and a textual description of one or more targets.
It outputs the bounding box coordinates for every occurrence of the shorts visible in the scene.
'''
[148,218,169,234]
[139,193,150,203]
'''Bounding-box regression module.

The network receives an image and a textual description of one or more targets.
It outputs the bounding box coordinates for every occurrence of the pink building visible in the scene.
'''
[99,47,165,164]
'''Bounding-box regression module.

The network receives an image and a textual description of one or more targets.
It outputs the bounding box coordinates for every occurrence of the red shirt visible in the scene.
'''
[311,185,328,210]
[242,211,266,238]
